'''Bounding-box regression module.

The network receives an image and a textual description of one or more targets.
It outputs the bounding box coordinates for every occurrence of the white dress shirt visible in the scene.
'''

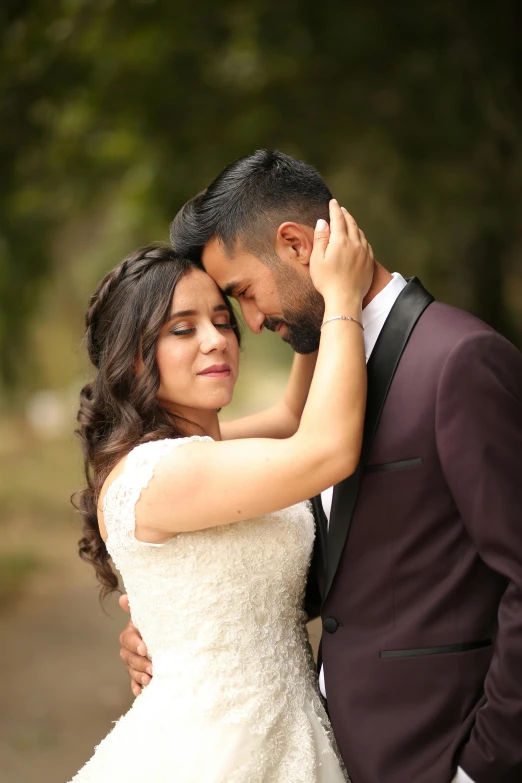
[315,272,474,783]
[452,769,475,783]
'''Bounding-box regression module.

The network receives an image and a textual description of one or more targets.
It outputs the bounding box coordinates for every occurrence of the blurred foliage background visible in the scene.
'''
[0,1,521,781]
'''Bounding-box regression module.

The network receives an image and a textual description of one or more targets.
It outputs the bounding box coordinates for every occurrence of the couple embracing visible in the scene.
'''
[70,151,522,783]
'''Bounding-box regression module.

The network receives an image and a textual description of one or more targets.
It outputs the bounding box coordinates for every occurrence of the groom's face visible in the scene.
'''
[202,237,324,354]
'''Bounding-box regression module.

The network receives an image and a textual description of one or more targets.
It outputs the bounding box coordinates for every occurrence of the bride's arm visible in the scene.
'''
[219,351,318,440]
[135,203,373,539]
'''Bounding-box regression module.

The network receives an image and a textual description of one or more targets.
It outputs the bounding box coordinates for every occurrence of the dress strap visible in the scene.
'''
[103,436,212,551]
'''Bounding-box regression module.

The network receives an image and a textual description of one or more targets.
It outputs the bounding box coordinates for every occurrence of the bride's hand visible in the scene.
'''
[309,199,374,304]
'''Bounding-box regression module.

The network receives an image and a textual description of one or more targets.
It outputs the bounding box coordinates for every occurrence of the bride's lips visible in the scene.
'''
[197,363,231,378]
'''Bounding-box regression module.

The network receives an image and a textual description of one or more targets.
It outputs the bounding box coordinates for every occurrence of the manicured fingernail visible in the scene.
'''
[331,198,338,204]
[146,666,153,676]
[316,219,328,231]
[138,644,146,656]
[141,675,149,686]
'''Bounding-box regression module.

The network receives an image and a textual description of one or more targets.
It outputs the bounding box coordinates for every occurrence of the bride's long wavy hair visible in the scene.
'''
[73,245,240,598]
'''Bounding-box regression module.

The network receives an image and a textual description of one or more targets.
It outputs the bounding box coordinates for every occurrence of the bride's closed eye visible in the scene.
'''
[169,322,234,337]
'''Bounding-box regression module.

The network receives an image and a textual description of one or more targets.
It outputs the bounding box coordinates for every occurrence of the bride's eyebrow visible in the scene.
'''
[169,309,197,320]
[167,304,229,321]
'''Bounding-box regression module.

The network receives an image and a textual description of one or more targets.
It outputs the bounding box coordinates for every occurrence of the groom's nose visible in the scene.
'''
[239,300,265,334]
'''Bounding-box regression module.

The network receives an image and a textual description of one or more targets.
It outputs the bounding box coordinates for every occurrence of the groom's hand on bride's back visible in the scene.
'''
[119,594,153,696]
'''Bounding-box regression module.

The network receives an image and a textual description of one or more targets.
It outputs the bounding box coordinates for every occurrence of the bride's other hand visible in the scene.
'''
[119,594,152,696]
[310,200,374,304]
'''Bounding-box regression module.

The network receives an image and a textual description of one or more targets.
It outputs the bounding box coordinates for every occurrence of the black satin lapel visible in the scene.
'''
[323,278,435,602]
[310,495,328,592]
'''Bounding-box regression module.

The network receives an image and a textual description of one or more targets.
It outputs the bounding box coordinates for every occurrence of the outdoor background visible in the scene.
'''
[0,2,521,781]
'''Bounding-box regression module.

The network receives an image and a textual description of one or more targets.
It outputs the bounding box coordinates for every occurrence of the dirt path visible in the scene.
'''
[0,574,132,783]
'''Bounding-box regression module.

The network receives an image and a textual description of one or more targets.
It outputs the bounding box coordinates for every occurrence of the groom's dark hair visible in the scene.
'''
[170,150,332,262]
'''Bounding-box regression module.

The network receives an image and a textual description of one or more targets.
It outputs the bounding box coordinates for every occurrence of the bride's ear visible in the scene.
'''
[275,222,314,268]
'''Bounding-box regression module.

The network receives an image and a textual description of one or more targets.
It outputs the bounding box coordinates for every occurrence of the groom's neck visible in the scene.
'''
[362,262,394,309]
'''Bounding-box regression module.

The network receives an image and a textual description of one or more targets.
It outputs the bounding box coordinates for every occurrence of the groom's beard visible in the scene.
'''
[264,264,324,354]
[264,311,320,353]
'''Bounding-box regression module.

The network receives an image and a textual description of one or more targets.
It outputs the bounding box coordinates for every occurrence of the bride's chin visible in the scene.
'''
[212,392,234,410]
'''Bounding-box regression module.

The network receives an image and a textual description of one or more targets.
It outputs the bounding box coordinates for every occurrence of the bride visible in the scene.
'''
[70,200,372,782]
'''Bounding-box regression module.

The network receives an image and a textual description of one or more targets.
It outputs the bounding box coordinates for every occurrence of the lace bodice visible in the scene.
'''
[104,436,318,715]
[70,437,348,782]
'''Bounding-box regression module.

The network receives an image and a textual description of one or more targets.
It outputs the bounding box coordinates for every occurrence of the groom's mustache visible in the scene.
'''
[263,317,288,333]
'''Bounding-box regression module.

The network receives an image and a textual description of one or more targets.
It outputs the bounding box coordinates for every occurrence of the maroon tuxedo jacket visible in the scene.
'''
[308,278,522,783]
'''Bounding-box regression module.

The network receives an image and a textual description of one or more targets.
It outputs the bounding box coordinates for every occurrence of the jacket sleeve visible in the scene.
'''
[436,330,522,783]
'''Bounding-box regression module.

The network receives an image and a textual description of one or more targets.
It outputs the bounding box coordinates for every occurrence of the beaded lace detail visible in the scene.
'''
[69,437,349,782]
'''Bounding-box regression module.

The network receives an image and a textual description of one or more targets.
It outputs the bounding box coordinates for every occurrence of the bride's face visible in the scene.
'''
[155,268,239,414]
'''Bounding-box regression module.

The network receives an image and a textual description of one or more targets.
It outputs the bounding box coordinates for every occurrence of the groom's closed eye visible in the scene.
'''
[223,282,252,301]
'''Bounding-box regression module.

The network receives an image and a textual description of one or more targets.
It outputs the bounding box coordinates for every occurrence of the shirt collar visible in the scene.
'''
[362,272,408,331]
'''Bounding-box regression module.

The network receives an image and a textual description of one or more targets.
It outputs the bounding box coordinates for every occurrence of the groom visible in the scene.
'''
[119,150,522,783]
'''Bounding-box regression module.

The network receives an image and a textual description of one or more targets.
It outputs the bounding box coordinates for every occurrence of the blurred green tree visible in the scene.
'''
[0,0,520,391]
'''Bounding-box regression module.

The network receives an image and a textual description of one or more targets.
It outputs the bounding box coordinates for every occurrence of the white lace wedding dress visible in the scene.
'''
[69,436,348,783]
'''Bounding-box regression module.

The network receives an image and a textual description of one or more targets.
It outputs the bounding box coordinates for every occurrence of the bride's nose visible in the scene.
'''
[200,324,228,353]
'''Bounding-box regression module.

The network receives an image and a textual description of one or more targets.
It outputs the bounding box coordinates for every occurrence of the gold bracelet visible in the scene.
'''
[321,315,364,330]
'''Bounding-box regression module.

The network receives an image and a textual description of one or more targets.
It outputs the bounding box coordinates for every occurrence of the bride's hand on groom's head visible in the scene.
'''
[309,199,374,304]
[118,594,152,696]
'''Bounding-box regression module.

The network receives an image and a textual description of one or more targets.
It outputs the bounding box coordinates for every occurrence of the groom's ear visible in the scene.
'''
[275,222,314,269]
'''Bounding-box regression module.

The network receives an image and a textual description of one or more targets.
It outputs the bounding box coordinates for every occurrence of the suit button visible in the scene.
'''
[323,617,339,634]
